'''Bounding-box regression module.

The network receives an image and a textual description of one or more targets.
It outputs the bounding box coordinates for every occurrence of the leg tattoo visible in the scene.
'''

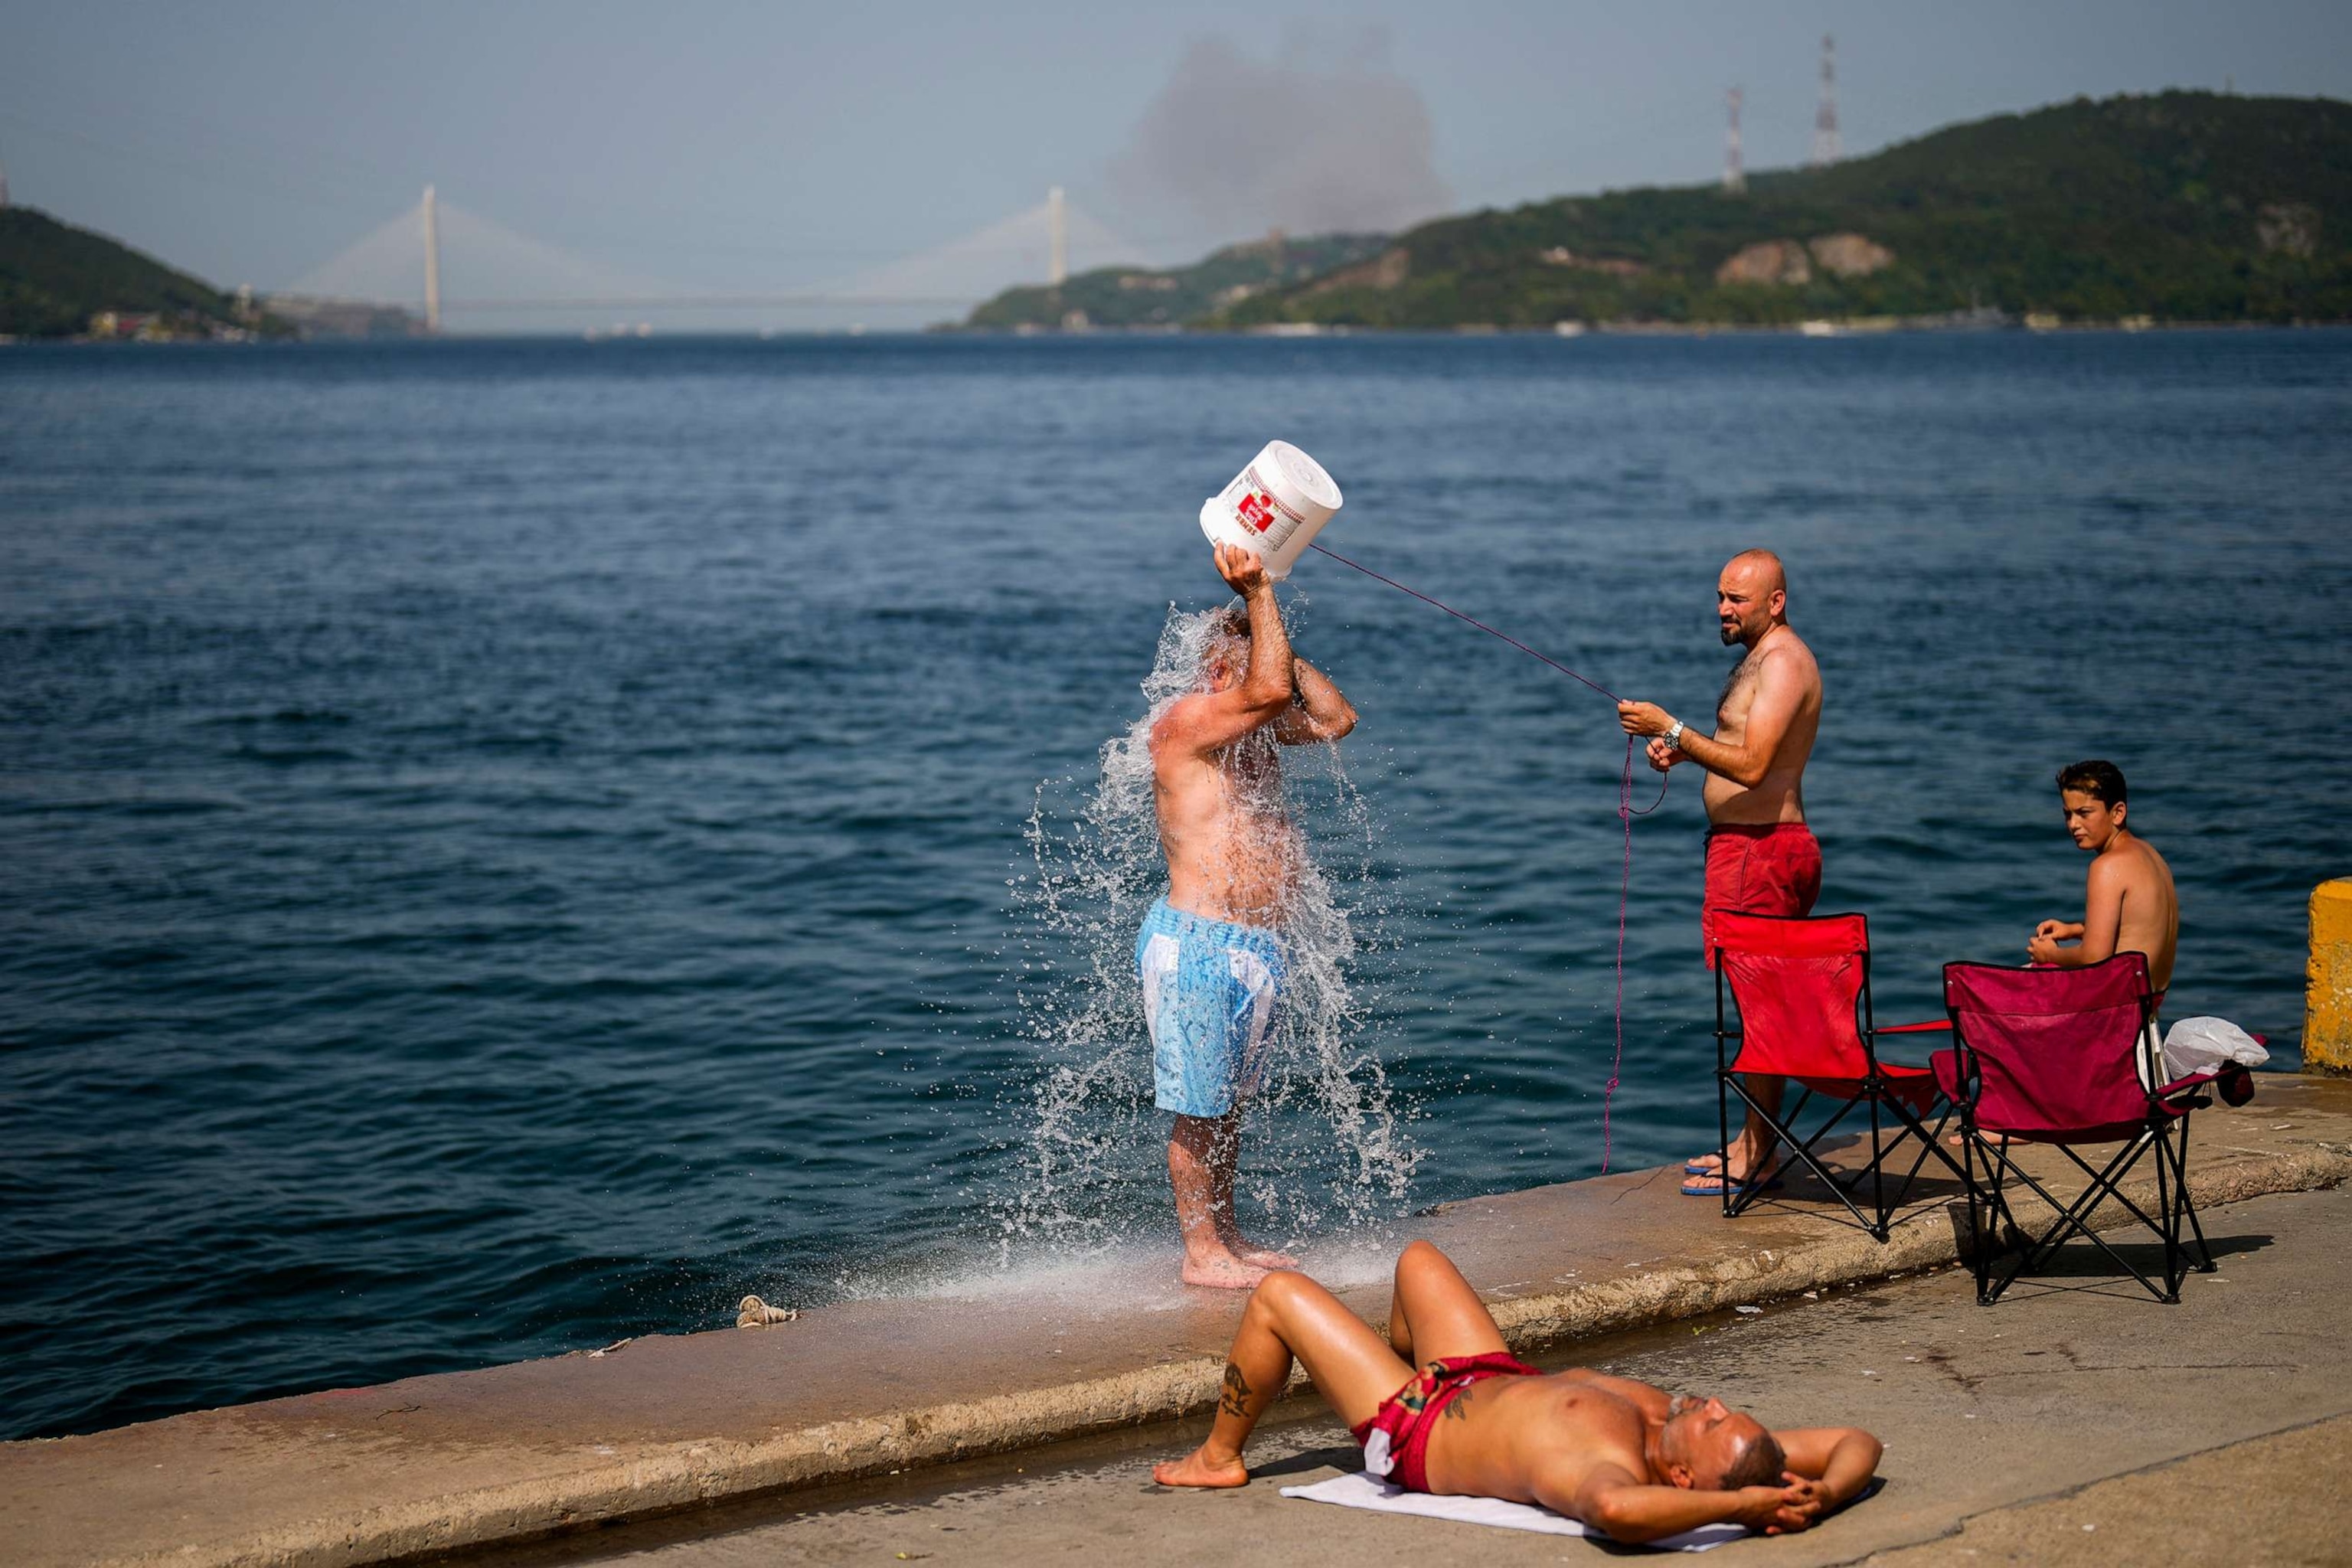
[1218,1361,1252,1418]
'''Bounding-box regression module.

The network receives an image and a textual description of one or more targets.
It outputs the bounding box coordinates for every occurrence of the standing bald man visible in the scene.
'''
[1617,550,1822,1195]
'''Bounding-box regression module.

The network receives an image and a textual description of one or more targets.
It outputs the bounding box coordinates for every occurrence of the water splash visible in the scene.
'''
[996,603,1420,1266]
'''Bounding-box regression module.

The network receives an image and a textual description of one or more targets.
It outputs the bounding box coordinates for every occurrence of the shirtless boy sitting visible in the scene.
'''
[1155,1241,1882,1544]
[2027,759,2179,1083]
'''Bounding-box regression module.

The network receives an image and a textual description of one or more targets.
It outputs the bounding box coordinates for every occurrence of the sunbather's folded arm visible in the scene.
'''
[1563,1467,1815,1542]
[1773,1426,1883,1508]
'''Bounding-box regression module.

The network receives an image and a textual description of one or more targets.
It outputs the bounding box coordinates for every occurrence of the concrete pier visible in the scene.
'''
[606,1187,2352,1568]
[4,1078,2348,1568]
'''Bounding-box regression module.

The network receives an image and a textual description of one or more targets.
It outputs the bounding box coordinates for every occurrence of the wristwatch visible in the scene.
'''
[1664,719,1686,750]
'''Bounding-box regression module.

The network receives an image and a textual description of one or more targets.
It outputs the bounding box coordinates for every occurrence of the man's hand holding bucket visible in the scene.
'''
[1214,541,1272,598]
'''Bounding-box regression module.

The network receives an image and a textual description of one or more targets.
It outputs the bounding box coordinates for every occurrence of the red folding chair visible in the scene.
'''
[1931,954,2249,1305]
[1710,910,1966,1239]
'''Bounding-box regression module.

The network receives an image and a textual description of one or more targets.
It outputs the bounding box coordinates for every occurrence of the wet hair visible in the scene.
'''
[1197,606,1251,686]
[2056,760,2128,808]
[1717,1428,1788,1491]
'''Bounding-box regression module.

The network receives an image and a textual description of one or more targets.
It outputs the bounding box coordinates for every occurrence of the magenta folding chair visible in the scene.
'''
[1711,910,1967,1240]
[1931,953,2249,1305]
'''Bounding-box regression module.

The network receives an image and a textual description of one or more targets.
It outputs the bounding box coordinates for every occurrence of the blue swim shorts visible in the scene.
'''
[1135,897,1286,1119]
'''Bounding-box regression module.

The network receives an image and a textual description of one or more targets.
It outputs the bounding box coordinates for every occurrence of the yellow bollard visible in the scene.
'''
[2309,880,2352,1075]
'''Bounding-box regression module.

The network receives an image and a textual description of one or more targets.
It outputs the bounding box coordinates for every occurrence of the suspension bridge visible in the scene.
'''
[275,185,1141,330]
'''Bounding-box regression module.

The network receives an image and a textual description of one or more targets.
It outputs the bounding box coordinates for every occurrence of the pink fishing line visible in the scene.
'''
[1305,542,1662,1173]
[1608,736,1636,1174]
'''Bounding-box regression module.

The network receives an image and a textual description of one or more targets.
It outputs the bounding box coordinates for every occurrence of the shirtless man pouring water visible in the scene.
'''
[1616,550,1824,1194]
[1141,541,1358,1288]
[1154,1240,1881,1544]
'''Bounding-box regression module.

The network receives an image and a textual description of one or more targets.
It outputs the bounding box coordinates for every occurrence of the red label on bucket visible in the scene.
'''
[1238,489,1277,533]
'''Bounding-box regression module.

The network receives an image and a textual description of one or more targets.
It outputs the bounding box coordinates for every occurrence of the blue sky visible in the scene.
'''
[3,1,2346,328]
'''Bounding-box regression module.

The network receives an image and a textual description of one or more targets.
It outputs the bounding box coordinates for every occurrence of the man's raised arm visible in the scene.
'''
[1274,658,1357,744]
[1152,544,1296,759]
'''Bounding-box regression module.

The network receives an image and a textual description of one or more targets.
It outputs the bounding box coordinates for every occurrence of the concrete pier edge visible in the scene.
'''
[8,1084,2348,1568]
[523,1145,2352,1518]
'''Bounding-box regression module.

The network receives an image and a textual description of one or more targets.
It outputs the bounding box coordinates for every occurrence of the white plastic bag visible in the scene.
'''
[2160,1017,2269,1083]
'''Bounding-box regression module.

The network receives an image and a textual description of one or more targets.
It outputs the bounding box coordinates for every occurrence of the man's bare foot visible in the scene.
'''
[1153,1445,1250,1488]
[1217,1231,1298,1269]
[1688,1150,1775,1180]
[1232,1243,1298,1269]
[1181,1253,1270,1289]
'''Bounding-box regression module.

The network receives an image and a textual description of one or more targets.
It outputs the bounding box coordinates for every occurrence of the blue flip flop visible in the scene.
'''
[1687,1154,1784,1174]
[1680,1171,1784,1197]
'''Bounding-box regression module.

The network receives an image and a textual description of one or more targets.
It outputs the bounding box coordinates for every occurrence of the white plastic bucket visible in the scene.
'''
[1197,440,1343,581]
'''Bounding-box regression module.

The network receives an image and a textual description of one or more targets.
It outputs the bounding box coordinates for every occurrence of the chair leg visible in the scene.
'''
[1864,1098,1962,1224]
[1717,1068,1734,1222]
[1974,1136,2044,1307]
[1999,1134,2177,1304]
[1981,1143,2044,1305]
[1965,1127,1994,1305]
[1868,1094,1888,1240]
[1922,1100,1971,1186]
[1968,1110,2194,1307]
[2152,1119,2180,1303]
[1727,1080,1882,1231]
[2174,1111,2216,1273]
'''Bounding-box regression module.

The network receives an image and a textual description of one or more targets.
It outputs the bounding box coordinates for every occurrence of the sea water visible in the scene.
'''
[2,332,2347,1438]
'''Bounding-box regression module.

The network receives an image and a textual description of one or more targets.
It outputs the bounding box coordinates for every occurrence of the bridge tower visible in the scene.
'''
[1723,87,1745,194]
[1047,186,1068,287]
[1810,34,1841,168]
[421,185,442,332]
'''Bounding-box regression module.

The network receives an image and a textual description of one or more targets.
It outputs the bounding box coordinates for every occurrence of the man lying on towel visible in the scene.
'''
[1155,1241,1882,1544]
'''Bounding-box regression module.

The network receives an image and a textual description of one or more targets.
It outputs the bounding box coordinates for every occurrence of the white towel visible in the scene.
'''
[1279,1471,1746,1551]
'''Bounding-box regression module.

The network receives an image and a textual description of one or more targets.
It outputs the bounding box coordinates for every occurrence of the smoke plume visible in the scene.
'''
[1107,28,1453,244]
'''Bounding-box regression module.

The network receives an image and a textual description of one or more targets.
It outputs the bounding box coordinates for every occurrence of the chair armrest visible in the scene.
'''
[2154,1070,2219,1099]
[2156,1063,2255,1108]
[1873,1020,1952,1034]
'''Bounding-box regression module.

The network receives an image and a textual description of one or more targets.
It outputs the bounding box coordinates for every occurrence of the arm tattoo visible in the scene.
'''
[1218,1363,1253,1418]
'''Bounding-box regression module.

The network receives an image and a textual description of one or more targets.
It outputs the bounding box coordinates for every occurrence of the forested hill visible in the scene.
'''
[1219,92,2349,328]
[961,231,1391,331]
[0,206,285,338]
[964,93,2348,332]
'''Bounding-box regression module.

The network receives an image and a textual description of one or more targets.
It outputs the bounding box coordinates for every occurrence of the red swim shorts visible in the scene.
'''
[1350,1352,1542,1493]
[1702,823,1822,967]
